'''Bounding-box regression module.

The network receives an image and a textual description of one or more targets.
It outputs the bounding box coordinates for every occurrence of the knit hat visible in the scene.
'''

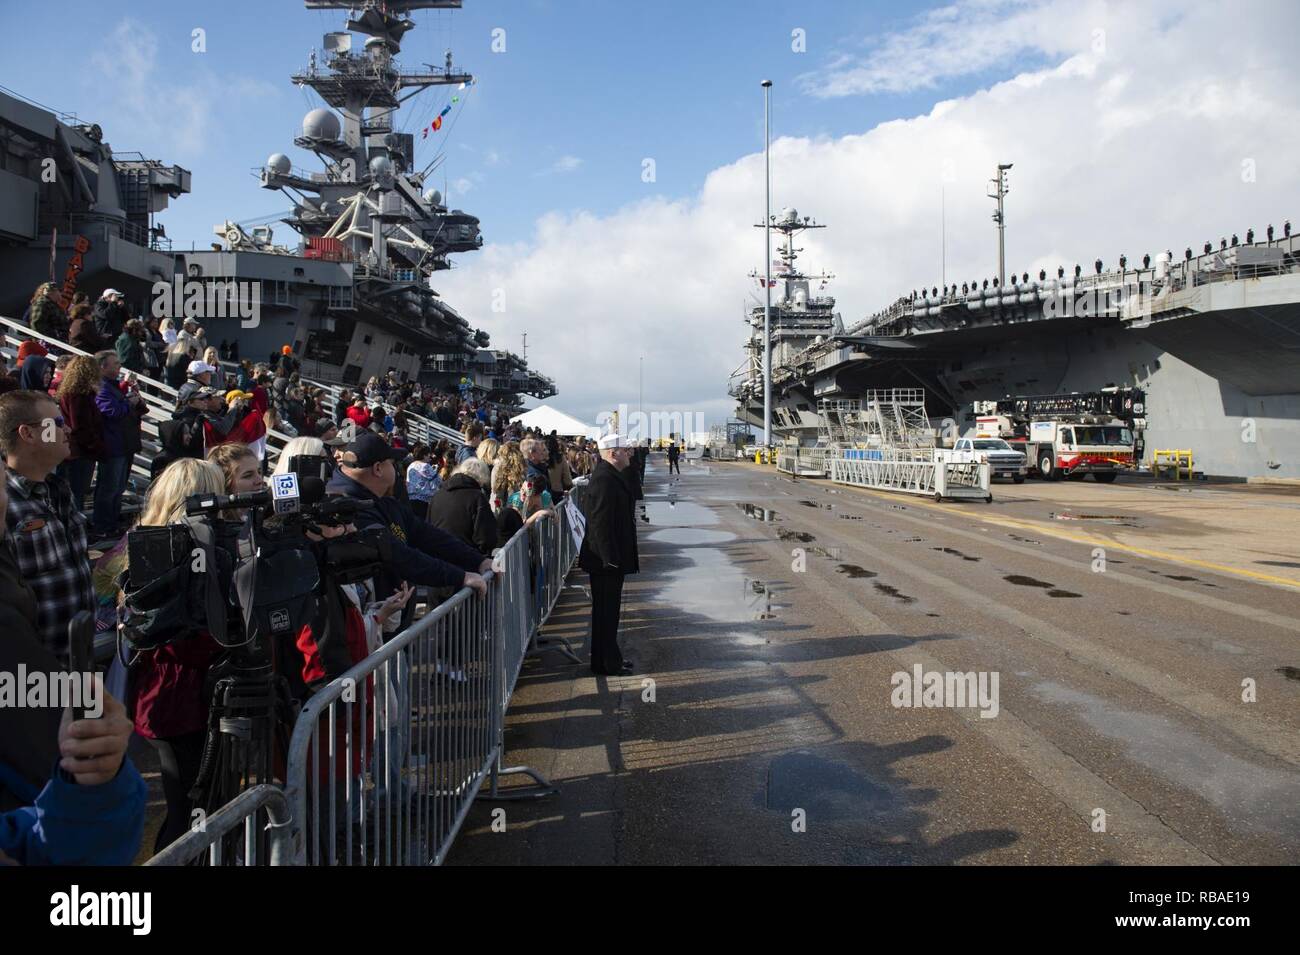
[17,340,49,361]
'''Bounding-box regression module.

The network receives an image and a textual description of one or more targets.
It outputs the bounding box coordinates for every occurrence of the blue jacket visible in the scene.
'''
[325,470,486,593]
[94,378,132,458]
[0,760,146,865]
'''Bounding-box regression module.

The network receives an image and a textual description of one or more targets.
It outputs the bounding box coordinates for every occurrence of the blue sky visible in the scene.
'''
[0,0,987,249]
[4,1,1294,426]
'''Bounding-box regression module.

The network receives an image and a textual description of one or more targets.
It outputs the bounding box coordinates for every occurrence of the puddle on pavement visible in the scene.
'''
[658,547,785,623]
[838,514,864,521]
[874,582,916,604]
[1008,534,1041,545]
[933,546,980,562]
[1116,610,1132,616]
[836,563,877,579]
[798,499,833,510]
[1210,640,1246,655]
[1004,574,1054,589]
[1277,666,1300,682]
[1047,589,1082,598]
[645,499,718,526]
[1257,560,1300,568]
[925,612,941,618]
[777,528,816,543]
[764,750,898,817]
[1050,512,1142,528]
[1030,681,1300,840]
[649,527,736,546]
[808,546,843,560]
[736,502,780,522]
[903,536,925,543]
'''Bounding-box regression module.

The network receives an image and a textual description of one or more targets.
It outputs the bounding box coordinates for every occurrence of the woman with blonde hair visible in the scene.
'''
[207,443,263,516]
[272,435,328,478]
[57,354,105,509]
[202,345,225,389]
[476,436,499,468]
[160,317,178,346]
[124,457,227,854]
[490,440,526,514]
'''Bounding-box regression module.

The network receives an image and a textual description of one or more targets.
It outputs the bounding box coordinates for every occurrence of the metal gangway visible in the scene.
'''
[775,390,991,501]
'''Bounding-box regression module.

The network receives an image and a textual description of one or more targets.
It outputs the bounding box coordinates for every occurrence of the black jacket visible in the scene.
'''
[92,298,127,342]
[326,470,486,595]
[578,459,638,577]
[0,546,63,812]
[621,455,644,502]
[425,474,497,557]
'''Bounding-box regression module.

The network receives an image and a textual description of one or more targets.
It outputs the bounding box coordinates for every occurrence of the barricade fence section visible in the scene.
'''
[142,484,584,867]
[146,784,293,867]
[284,576,500,866]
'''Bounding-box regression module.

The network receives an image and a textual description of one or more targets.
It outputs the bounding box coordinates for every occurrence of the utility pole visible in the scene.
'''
[761,79,773,449]
[988,163,1012,287]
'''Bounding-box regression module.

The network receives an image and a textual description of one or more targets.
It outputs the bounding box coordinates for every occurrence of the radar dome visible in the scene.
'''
[780,207,798,225]
[424,189,442,207]
[302,108,341,141]
[266,153,292,175]
[369,156,393,178]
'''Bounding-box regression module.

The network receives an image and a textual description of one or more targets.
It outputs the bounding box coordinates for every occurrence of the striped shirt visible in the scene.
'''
[3,470,95,660]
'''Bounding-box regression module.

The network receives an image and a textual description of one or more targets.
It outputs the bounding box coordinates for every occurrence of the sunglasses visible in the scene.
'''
[12,416,65,433]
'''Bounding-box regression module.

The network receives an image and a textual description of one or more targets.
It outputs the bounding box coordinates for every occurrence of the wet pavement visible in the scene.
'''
[449,457,1300,865]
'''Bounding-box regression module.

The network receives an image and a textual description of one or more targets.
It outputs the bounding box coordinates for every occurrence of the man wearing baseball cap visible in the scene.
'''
[92,289,128,344]
[327,431,492,602]
[578,432,640,674]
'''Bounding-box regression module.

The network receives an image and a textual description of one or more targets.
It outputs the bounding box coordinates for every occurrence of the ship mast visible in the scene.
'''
[289,0,473,273]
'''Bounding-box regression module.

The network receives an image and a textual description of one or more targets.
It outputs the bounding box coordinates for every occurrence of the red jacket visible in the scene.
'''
[296,604,372,782]
[59,391,106,460]
[345,405,372,429]
[130,631,222,740]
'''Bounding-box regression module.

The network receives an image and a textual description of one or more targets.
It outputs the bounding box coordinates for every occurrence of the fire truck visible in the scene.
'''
[971,388,1145,482]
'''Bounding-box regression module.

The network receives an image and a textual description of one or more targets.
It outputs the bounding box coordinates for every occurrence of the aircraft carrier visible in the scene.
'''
[0,0,554,406]
[731,184,1300,480]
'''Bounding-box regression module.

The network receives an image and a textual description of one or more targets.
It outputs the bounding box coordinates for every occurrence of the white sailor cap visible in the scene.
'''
[598,433,631,450]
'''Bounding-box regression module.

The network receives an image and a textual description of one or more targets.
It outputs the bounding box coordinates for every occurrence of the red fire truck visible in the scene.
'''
[971,388,1145,482]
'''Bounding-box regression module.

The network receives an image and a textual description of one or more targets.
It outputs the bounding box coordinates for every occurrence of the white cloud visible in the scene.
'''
[434,0,1300,427]
[549,155,583,174]
[799,0,1110,97]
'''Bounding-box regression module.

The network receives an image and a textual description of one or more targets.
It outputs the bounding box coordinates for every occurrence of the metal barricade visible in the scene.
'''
[284,576,499,866]
[146,784,293,867]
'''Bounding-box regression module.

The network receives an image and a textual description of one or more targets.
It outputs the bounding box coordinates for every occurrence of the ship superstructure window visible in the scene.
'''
[326,284,353,309]
[262,279,291,306]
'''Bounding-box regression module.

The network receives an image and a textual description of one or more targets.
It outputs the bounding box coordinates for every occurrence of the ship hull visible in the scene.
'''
[750,303,1300,479]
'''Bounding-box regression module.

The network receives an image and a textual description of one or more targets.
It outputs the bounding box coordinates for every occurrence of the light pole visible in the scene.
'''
[638,355,643,431]
[761,79,772,449]
[988,163,1012,288]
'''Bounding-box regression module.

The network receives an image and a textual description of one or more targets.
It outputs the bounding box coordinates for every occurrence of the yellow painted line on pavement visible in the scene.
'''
[848,487,1300,591]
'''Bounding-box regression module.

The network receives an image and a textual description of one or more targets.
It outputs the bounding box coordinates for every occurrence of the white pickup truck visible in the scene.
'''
[953,437,1027,483]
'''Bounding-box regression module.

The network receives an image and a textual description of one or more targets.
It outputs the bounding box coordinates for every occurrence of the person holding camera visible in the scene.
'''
[327,432,492,602]
[124,458,228,853]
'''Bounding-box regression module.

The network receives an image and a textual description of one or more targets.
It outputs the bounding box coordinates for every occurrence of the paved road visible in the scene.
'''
[450,459,1300,865]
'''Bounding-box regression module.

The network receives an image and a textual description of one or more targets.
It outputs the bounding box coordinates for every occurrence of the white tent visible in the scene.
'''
[510,404,600,439]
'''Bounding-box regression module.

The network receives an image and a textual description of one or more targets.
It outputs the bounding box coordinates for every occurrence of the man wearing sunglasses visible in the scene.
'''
[0,390,94,663]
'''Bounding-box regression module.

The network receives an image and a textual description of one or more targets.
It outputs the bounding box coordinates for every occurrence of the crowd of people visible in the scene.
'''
[0,289,615,866]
